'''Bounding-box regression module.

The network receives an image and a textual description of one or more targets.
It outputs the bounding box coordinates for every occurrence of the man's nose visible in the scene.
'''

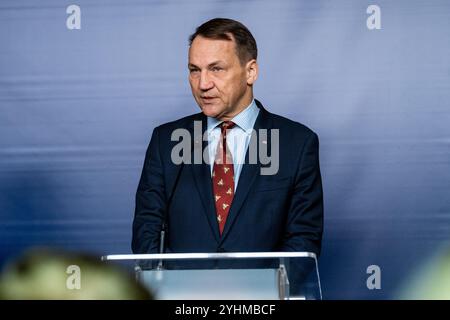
[199,71,214,91]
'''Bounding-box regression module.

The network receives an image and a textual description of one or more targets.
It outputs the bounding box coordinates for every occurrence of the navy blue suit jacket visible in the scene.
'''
[132,100,323,257]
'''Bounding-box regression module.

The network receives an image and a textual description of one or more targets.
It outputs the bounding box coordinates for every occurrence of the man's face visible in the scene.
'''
[188,35,257,121]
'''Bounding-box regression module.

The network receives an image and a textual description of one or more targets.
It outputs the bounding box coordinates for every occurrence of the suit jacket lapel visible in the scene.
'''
[188,114,221,243]
[220,100,273,242]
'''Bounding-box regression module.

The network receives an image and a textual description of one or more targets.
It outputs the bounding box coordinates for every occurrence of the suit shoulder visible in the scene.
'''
[154,113,202,135]
[268,112,318,139]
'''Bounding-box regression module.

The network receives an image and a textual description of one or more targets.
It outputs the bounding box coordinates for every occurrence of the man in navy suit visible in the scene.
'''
[132,18,323,259]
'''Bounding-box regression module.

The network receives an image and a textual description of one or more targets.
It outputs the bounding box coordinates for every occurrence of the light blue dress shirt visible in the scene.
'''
[206,99,260,190]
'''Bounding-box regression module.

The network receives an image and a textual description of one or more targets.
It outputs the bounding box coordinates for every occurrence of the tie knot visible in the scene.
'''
[220,121,235,132]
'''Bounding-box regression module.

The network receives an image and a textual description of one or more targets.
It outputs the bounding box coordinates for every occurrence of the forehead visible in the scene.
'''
[188,36,238,65]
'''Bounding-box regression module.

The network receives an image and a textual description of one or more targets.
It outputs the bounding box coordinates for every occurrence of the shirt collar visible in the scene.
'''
[207,99,259,133]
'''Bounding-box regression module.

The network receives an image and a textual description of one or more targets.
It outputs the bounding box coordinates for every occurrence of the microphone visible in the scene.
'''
[156,230,166,270]
[156,161,185,270]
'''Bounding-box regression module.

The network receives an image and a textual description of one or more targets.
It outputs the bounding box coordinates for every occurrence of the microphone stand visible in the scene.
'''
[156,161,184,270]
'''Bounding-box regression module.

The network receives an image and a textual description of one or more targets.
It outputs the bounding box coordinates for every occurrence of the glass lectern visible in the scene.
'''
[102,252,321,300]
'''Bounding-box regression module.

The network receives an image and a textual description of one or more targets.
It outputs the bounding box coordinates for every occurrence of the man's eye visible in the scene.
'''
[189,69,200,73]
[211,67,222,72]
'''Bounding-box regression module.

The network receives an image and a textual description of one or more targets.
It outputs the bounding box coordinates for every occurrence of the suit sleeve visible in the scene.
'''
[132,127,167,254]
[282,131,324,256]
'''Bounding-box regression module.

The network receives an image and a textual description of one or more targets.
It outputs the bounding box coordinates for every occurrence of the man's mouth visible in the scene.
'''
[201,96,218,104]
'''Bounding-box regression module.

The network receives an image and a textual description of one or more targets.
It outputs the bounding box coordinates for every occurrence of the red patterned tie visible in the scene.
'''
[212,121,236,235]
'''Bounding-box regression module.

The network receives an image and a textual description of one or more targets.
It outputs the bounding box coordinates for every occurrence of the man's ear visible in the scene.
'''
[246,59,258,85]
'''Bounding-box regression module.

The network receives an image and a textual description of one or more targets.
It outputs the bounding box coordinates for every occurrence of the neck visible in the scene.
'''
[218,92,254,121]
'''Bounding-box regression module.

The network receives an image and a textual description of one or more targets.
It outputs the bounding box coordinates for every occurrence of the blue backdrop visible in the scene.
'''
[1,0,449,299]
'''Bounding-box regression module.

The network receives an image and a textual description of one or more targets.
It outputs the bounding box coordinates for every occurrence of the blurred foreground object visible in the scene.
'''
[397,244,450,300]
[0,248,153,300]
